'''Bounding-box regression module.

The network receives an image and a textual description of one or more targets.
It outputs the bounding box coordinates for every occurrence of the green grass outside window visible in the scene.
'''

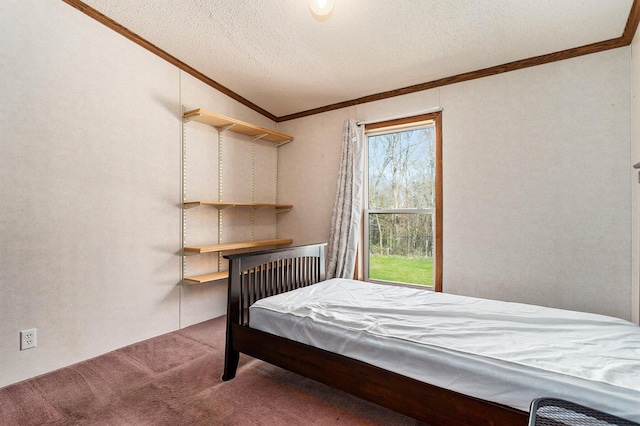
[369,255,434,286]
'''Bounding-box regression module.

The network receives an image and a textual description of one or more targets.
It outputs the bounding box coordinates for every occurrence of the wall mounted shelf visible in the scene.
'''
[183,271,229,285]
[181,107,294,286]
[183,201,292,213]
[182,239,293,284]
[183,109,293,145]
[183,238,293,255]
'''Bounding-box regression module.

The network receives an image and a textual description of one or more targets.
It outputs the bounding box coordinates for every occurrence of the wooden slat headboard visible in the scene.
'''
[225,243,327,326]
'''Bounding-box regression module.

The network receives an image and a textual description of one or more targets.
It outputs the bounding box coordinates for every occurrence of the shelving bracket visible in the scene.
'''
[183,114,200,124]
[217,123,235,133]
[251,133,269,142]
[275,139,293,148]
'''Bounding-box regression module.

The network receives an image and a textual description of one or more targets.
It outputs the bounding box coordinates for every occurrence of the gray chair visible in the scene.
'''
[528,398,639,426]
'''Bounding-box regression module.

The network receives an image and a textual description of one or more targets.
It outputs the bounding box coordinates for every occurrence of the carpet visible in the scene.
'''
[0,316,426,425]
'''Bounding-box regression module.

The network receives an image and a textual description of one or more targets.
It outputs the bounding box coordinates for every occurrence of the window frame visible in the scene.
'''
[362,112,443,292]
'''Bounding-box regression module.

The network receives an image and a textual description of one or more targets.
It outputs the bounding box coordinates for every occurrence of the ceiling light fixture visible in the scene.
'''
[309,0,335,19]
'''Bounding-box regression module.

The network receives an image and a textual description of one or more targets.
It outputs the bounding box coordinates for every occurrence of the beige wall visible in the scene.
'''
[0,0,278,387]
[632,31,640,324]
[278,48,634,321]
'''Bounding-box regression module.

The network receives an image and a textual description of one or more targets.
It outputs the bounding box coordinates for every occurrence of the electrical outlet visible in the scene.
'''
[20,328,36,350]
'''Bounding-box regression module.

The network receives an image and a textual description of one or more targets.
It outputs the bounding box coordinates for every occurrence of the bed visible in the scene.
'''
[221,243,640,426]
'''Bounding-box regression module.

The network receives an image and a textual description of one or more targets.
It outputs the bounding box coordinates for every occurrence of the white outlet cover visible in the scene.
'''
[20,328,36,350]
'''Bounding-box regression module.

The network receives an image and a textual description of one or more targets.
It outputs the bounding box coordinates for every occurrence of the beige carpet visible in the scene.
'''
[0,316,426,425]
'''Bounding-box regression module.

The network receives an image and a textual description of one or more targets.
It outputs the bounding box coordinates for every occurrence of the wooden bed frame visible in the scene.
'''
[222,243,529,426]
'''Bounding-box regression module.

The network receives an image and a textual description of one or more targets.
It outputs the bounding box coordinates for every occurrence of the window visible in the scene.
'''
[363,113,442,291]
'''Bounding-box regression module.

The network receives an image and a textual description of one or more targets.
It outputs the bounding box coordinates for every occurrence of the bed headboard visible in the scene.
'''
[224,243,327,327]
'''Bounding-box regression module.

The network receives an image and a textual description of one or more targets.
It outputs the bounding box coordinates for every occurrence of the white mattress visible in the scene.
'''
[249,278,640,421]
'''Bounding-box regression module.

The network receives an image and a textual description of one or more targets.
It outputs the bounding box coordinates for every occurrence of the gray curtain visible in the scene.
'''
[327,119,364,279]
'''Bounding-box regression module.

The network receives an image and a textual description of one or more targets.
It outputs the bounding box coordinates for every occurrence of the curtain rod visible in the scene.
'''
[356,107,443,126]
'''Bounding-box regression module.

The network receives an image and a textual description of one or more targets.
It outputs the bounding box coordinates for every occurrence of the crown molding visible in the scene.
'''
[277,37,627,122]
[61,0,278,122]
[61,0,640,123]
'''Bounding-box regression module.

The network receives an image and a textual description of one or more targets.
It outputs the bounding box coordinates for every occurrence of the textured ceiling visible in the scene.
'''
[81,0,633,118]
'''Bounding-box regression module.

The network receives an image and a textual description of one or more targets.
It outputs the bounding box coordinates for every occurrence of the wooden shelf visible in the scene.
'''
[183,238,293,255]
[181,108,295,286]
[183,271,229,285]
[182,239,293,284]
[184,201,292,213]
[183,109,293,145]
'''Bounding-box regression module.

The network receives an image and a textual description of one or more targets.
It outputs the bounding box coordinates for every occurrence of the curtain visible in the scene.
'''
[327,119,364,279]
